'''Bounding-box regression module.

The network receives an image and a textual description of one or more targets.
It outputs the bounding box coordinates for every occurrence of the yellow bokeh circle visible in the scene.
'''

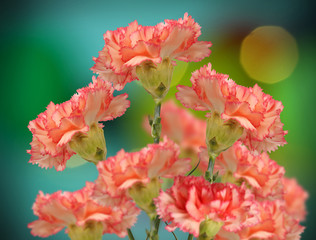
[240,26,298,84]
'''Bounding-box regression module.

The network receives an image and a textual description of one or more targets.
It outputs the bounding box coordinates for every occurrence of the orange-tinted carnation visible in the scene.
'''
[93,137,191,205]
[28,182,140,238]
[27,77,129,171]
[237,200,304,240]
[91,13,212,90]
[176,63,287,153]
[282,178,308,222]
[155,176,259,237]
[200,141,285,200]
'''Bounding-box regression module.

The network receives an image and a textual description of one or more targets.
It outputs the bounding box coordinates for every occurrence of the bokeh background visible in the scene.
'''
[1,0,315,239]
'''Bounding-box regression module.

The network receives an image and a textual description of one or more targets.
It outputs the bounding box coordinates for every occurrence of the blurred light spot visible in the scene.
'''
[240,26,298,84]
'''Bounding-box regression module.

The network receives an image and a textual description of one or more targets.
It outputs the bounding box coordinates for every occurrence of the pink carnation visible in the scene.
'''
[91,13,212,90]
[143,100,207,171]
[93,137,191,205]
[27,77,130,171]
[28,182,140,238]
[155,176,259,237]
[176,63,287,153]
[200,142,285,200]
[238,200,304,240]
[282,178,308,221]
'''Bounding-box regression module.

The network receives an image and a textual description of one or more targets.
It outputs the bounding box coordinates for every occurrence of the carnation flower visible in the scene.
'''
[28,182,140,238]
[93,137,191,216]
[176,63,287,153]
[91,13,211,95]
[200,141,285,200]
[237,200,304,240]
[155,176,259,238]
[27,76,130,171]
[143,100,207,171]
[282,178,308,221]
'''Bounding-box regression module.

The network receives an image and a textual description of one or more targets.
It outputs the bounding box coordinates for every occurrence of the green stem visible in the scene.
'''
[146,101,163,239]
[187,234,194,240]
[205,155,216,183]
[164,221,178,240]
[127,228,135,240]
[146,101,162,239]
[151,101,162,144]
[147,216,160,240]
[187,159,200,176]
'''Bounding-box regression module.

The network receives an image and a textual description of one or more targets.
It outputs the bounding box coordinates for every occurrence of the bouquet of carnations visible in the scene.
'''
[27,13,307,240]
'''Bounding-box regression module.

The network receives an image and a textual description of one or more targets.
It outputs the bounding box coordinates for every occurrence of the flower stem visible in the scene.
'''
[127,228,135,240]
[147,216,160,240]
[187,234,194,240]
[205,154,216,183]
[146,100,162,240]
[151,101,162,144]
[164,221,178,240]
[187,159,200,176]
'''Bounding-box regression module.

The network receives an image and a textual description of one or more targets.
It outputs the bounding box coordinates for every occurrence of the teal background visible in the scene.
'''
[1,0,315,239]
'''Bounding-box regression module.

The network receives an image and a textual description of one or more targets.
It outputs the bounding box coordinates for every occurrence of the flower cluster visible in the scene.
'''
[154,142,307,239]
[27,13,307,240]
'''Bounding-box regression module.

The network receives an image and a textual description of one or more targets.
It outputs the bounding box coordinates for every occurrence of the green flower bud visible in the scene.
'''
[206,112,243,156]
[198,219,223,240]
[68,221,103,240]
[136,58,173,102]
[128,177,161,220]
[69,122,106,164]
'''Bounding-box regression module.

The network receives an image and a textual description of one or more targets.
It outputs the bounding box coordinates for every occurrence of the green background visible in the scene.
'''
[1,0,315,239]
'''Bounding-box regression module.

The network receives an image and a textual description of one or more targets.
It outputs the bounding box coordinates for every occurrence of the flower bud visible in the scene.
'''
[136,58,173,101]
[206,112,243,156]
[128,177,161,220]
[69,122,106,164]
[198,219,223,240]
[68,221,103,240]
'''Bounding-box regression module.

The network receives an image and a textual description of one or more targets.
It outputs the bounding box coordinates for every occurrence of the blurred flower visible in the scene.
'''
[155,176,259,238]
[176,63,287,153]
[27,76,129,171]
[91,13,212,95]
[143,100,207,171]
[282,178,308,222]
[237,200,304,240]
[93,137,191,216]
[200,141,285,200]
[28,182,140,238]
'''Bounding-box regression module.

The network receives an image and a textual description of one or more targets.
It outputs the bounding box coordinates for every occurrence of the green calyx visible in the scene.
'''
[198,219,223,240]
[68,221,103,240]
[136,58,173,102]
[206,112,243,156]
[69,122,107,165]
[128,177,161,220]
